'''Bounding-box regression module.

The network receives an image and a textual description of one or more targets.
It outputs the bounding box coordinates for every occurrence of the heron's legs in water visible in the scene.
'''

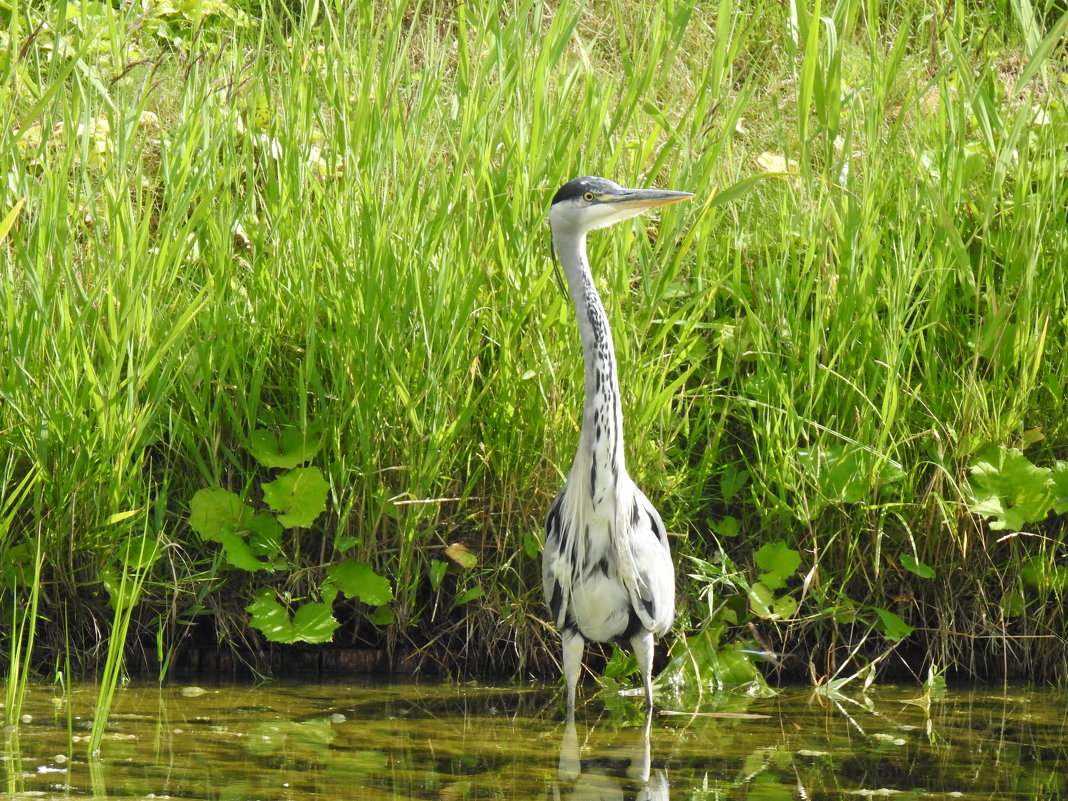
[562,628,657,717]
[631,629,655,709]
[562,630,584,720]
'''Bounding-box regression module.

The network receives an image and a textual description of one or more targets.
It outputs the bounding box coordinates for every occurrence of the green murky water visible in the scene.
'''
[2,681,1066,799]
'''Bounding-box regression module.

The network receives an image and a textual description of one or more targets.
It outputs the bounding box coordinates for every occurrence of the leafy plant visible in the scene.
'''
[676,545,796,693]
[749,540,802,621]
[245,588,339,645]
[189,426,392,645]
[968,445,1068,531]
[899,554,936,579]
[796,445,905,509]
[872,607,914,643]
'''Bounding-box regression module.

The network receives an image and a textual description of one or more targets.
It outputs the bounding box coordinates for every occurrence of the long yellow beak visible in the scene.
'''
[609,188,695,211]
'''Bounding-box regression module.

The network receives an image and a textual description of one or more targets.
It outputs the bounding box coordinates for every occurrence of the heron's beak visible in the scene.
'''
[610,188,695,211]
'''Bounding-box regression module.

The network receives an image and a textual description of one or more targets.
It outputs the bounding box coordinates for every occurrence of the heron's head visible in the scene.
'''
[548,176,694,236]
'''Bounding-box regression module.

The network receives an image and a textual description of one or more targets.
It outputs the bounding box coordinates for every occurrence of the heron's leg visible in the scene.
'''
[631,629,655,710]
[562,629,584,720]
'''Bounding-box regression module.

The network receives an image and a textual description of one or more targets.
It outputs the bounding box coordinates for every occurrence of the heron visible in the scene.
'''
[542,176,693,718]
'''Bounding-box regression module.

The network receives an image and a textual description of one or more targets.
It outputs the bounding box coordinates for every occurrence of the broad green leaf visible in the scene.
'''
[711,515,741,538]
[320,580,339,605]
[1000,590,1025,617]
[521,532,540,560]
[335,535,358,552]
[327,559,393,604]
[246,589,294,642]
[798,445,867,503]
[189,486,253,542]
[715,643,767,689]
[664,633,764,690]
[218,529,274,572]
[1021,559,1042,588]
[1021,427,1046,449]
[771,594,798,619]
[601,645,638,682]
[1051,461,1068,514]
[246,512,284,559]
[248,426,323,469]
[191,489,284,571]
[969,446,1053,530]
[720,594,746,626]
[262,467,329,528]
[748,581,776,619]
[873,607,913,642]
[119,533,159,570]
[801,447,846,503]
[290,601,340,643]
[0,544,30,592]
[720,464,750,502]
[832,598,860,624]
[243,592,343,646]
[100,563,140,611]
[798,445,904,506]
[369,605,395,626]
[900,554,936,579]
[754,541,801,590]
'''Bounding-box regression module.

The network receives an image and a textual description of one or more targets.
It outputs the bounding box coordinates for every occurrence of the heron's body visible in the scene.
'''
[542,177,691,717]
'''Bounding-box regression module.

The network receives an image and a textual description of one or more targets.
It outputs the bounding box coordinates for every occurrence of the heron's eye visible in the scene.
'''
[582,192,595,202]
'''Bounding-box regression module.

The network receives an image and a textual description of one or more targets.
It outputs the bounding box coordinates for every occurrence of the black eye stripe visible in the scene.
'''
[551,176,620,206]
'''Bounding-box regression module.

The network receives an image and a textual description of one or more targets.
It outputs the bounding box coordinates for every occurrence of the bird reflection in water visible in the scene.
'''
[554,714,669,801]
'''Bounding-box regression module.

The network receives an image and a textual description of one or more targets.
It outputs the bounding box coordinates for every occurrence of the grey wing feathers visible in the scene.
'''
[619,489,675,636]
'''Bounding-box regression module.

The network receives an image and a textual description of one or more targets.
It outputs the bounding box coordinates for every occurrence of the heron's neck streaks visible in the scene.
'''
[552,227,627,503]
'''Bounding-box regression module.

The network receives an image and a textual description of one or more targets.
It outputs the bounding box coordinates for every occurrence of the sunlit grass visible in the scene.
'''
[1,0,1067,720]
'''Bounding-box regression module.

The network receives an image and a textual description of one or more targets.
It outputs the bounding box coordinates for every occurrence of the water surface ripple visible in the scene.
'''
[2,682,1065,799]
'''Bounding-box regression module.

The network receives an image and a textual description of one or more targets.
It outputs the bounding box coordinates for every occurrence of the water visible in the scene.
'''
[2,681,1066,799]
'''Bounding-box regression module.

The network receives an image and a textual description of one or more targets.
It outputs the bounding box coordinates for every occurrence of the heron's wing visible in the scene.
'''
[542,489,572,628]
[616,486,675,636]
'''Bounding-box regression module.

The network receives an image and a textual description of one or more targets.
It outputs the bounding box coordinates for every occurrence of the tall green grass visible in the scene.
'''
[1,0,1067,730]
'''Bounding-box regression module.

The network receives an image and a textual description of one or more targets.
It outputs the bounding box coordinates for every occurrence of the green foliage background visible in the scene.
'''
[2,0,1068,689]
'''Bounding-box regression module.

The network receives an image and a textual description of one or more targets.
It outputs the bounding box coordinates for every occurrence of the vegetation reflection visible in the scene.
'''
[1,683,1066,799]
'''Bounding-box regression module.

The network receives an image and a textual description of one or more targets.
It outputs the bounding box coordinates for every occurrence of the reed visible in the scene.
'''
[1,0,1066,728]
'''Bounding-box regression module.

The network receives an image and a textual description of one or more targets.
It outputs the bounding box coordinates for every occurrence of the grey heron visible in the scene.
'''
[542,176,693,717]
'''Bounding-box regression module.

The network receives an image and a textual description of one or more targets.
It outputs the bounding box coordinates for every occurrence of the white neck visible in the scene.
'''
[551,225,627,501]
